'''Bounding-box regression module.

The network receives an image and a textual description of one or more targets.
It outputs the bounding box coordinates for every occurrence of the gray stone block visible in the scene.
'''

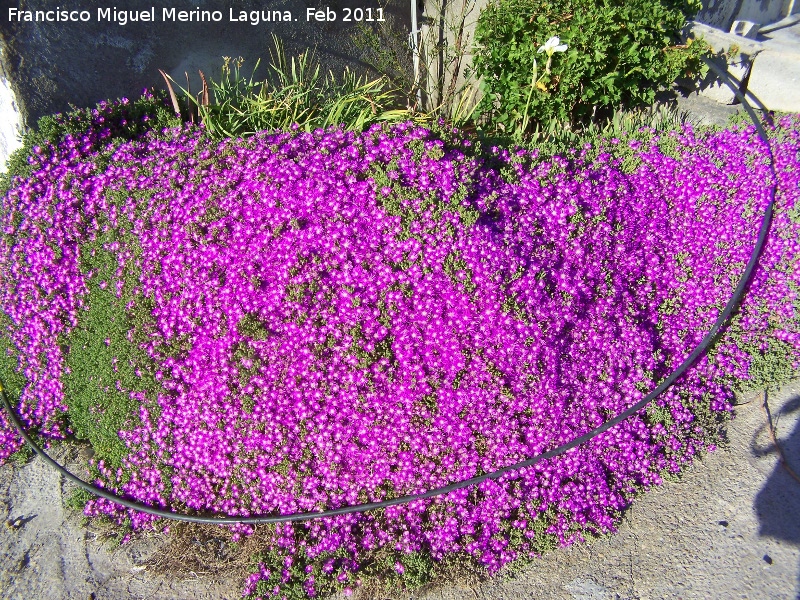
[683,22,763,105]
[747,49,800,112]
[730,20,761,39]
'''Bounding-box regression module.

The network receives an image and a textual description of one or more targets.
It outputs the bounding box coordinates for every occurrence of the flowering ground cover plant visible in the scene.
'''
[1,98,799,598]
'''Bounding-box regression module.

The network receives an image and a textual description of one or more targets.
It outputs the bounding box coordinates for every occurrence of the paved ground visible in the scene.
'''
[747,18,800,113]
[1,380,798,600]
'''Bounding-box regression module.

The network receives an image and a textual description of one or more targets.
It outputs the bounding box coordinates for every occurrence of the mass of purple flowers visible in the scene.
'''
[1,104,799,597]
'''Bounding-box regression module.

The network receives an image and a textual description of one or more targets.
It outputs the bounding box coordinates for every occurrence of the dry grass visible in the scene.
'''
[143,519,490,599]
[353,551,488,600]
[144,522,271,580]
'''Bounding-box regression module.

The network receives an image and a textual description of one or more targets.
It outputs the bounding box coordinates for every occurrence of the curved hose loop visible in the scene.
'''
[0,56,779,524]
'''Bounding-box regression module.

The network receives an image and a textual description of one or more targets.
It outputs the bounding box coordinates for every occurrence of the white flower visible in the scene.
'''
[538,36,568,55]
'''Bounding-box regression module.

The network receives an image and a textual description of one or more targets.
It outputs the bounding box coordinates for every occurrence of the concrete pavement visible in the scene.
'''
[689,19,800,114]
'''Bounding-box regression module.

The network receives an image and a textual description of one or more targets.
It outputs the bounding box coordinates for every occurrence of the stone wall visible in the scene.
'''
[695,0,799,30]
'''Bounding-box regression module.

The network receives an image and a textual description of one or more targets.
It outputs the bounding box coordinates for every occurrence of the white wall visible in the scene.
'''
[0,42,24,174]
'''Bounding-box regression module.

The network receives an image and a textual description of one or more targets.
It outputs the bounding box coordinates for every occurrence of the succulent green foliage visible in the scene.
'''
[65,486,95,512]
[369,140,481,251]
[0,312,39,466]
[0,313,28,411]
[60,191,164,469]
[237,312,273,341]
[736,339,799,393]
[443,251,477,296]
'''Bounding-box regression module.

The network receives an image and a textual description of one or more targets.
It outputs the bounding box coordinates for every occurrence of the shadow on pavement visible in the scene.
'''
[752,391,800,598]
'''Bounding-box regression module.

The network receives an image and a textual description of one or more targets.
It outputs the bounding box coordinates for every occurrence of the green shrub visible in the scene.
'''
[472,0,710,134]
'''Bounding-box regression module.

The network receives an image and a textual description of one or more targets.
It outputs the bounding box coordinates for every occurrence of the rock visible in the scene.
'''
[730,20,761,39]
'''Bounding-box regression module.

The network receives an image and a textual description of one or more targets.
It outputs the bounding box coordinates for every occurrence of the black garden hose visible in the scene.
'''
[0,57,779,524]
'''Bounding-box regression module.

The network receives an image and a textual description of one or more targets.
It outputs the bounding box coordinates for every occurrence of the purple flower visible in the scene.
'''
[1,106,798,598]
